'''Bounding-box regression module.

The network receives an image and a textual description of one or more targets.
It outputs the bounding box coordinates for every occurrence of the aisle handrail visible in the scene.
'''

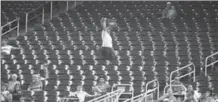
[139,79,159,102]
[170,63,196,89]
[1,18,20,36]
[111,84,134,102]
[124,79,160,102]
[58,97,78,102]
[25,5,44,32]
[205,51,218,76]
[123,93,144,102]
[87,89,124,102]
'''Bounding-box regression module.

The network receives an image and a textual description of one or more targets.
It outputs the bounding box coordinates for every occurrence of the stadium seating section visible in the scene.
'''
[1,1,218,102]
[1,1,47,26]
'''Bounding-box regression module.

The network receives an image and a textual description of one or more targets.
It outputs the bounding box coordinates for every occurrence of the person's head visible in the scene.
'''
[167,88,173,96]
[32,74,40,82]
[167,2,172,8]
[205,91,211,97]
[77,85,83,91]
[99,77,106,83]
[171,6,175,10]
[11,74,18,81]
[2,39,7,46]
[43,63,48,67]
[101,17,106,20]
[187,84,193,90]
[42,63,48,70]
[174,77,180,83]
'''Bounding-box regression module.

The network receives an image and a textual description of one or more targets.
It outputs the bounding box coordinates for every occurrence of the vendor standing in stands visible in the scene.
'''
[161,2,177,20]
[100,17,117,61]
[92,77,111,96]
[167,5,177,19]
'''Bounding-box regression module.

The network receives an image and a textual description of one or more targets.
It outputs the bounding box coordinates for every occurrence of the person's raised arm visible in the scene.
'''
[101,18,107,31]
[94,86,102,93]
[43,65,49,79]
[11,46,20,50]
[85,92,95,97]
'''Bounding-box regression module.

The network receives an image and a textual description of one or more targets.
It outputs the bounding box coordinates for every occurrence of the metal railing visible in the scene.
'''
[58,97,78,102]
[87,89,124,102]
[170,63,196,89]
[66,1,69,11]
[50,1,73,20]
[111,84,134,102]
[205,51,218,76]
[124,79,159,102]
[25,5,45,32]
[123,93,144,102]
[139,79,159,102]
[50,1,53,20]
[1,18,20,37]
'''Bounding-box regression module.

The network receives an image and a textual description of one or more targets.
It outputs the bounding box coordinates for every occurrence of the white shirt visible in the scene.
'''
[1,45,13,54]
[8,81,20,92]
[69,91,91,102]
[167,9,177,18]
[1,91,10,101]
[193,90,201,100]
[101,30,113,48]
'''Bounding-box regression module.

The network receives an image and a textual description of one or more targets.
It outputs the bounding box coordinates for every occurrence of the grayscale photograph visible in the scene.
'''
[1,1,218,102]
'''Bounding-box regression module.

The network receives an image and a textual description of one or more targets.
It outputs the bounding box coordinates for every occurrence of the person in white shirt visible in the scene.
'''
[167,6,177,20]
[100,17,116,61]
[213,94,218,102]
[68,85,95,102]
[92,77,111,96]
[1,40,20,55]
[185,84,201,102]
[1,83,12,102]
[7,74,21,93]
[158,88,177,102]
[28,74,43,91]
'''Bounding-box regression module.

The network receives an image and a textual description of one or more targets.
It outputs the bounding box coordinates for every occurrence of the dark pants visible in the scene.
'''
[174,94,185,102]
[12,94,22,101]
[101,47,115,61]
